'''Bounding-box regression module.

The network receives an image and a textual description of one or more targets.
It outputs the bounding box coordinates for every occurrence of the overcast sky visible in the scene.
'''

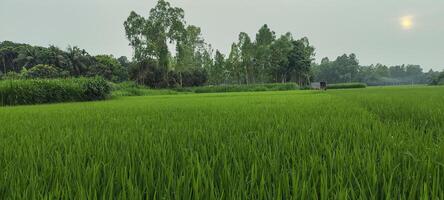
[1,0,443,71]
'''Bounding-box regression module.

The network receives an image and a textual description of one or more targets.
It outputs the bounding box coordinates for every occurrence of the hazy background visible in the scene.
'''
[1,0,443,70]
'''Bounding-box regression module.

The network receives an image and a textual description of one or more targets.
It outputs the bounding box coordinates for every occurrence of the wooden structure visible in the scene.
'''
[311,82,327,90]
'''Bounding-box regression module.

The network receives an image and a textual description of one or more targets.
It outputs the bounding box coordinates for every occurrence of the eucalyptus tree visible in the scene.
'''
[124,0,185,70]
[254,24,275,82]
[208,50,226,85]
[175,25,206,86]
[269,33,293,83]
[226,43,242,84]
[237,32,254,84]
[288,37,315,85]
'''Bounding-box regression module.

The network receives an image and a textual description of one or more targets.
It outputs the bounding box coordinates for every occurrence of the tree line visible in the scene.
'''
[1,0,443,87]
[313,54,442,85]
[0,41,129,82]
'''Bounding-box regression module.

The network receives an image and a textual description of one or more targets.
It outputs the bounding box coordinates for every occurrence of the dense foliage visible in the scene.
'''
[429,71,444,85]
[0,77,110,106]
[312,54,437,85]
[123,1,315,87]
[0,41,128,82]
[1,87,443,198]
[205,28,315,86]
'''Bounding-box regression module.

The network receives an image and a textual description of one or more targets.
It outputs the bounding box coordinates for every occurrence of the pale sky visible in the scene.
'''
[1,0,443,71]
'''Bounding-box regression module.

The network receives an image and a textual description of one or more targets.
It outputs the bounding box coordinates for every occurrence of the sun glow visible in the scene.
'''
[400,15,414,30]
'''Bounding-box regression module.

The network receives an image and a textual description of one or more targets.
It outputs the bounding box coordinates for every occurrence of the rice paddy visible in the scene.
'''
[0,86,443,199]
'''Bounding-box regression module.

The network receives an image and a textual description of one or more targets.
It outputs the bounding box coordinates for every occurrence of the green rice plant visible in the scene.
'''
[0,86,443,199]
[0,77,110,106]
[327,82,367,89]
[111,81,180,97]
[188,82,299,93]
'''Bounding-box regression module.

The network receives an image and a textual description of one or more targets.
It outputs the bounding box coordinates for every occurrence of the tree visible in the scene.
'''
[253,24,275,82]
[288,37,315,85]
[0,46,18,73]
[226,43,242,84]
[175,25,207,86]
[237,32,254,84]
[66,46,92,76]
[124,0,185,69]
[269,33,293,83]
[313,54,359,83]
[22,64,66,79]
[208,50,226,85]
[91,55,128,82]
[175,25,204,69]
[389,65,405,78]
[46,45,69,70]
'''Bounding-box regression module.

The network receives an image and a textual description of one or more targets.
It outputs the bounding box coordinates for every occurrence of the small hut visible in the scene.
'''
[311,82,327,90]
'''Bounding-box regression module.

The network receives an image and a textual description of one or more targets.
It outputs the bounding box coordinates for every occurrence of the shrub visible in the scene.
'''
[189,83,299,93]
[0,77,111,106]
[22,64,67,79]
[1,71,22,80]
[327,82,367,89]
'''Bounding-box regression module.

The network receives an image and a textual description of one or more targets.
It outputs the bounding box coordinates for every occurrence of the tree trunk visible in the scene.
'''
[2,57,6,74]
[179,72,183,87]
[245,66,249,85]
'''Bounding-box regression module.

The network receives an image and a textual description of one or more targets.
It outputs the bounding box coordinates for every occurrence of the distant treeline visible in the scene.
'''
[313,54,442,86]
[1,0,443,87]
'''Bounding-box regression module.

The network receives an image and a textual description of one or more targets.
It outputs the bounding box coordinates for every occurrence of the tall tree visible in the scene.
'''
[237,32,254,84]
[66,46,91,76]
[124,0,185,68]
[226,43,242,84]
[269,33,293,83]
[288,37,315,85]
[208,50,226,85]
[124,0,187,85]
[254,24,275,82]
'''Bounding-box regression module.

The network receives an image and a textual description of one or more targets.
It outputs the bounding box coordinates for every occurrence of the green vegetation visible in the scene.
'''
[327,82,367,89]
[189,83,299,93]
[111,82,299,96]
[313,55,435,85]
[0,86,443,199]
[0,77,110,106]
[429,71,444,85]
[111,82,180,97]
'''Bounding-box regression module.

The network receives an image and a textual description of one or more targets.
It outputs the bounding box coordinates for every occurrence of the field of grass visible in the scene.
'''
[1,86,443,199]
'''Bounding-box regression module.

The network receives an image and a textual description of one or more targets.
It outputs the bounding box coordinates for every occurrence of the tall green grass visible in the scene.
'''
[0,77,111,106]
[111,82,299,97]
[327,82,367,89]
[111,82,180,97]
[0,87,443,199]
[181,82,299,93]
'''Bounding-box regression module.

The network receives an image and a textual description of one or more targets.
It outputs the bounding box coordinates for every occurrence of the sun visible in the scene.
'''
[400,15,414,30]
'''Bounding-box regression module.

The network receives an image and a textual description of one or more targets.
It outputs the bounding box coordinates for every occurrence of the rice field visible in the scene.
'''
[0,86,443,199]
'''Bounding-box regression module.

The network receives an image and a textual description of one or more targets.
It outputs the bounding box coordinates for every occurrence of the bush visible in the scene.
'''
[22,64,67,79]
[0,77,111,106]
[1,71,22,80]
[327,82,367,89]
[188,83,299,93]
